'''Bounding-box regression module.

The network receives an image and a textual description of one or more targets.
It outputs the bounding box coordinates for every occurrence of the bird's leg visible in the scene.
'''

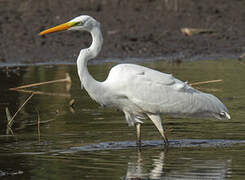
[136,123,142,147]
[148,114,169,146]
[163,132,169,146]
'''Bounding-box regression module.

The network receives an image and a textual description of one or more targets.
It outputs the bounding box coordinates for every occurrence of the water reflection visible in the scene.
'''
[124,151,165,180]
[123,149,231,180]
[0,65,72,137]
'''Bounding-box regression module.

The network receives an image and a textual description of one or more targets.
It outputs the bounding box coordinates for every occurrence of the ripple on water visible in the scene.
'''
[60,139,245,153]
[0,169,24,177]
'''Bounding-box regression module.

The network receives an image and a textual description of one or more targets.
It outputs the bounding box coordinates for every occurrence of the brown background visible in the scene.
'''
[0,0,245,64]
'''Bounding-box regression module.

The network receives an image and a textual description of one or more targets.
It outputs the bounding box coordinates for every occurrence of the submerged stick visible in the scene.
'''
[190,79,223,86]
[8,93,34,127]
[9,73,71,90]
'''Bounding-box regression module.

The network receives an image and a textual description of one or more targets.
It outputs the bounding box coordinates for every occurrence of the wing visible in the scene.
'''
[105,64,193,111]
[104,64,227,117]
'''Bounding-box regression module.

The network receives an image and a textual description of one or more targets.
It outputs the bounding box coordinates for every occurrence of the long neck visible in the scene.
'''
[77,26,104,101]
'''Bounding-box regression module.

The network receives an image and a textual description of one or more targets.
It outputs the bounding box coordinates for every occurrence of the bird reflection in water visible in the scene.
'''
[122,150,231,180]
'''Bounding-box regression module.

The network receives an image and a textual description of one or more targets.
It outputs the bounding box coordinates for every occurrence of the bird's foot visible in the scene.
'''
[163,137,169,146]
[136,140,142,147]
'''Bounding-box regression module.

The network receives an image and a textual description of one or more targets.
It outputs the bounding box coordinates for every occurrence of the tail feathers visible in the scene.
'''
[220,112,231,120]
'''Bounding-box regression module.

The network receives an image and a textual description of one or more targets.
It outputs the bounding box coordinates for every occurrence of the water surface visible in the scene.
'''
[0,59,245,179]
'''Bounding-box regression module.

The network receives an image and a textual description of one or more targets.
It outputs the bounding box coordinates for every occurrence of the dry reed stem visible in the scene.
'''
[190,79,223,86]
[5,107,14,136]
[7,127,14,136]
[9,73,71,90]
[37,111,40,143]
[8,93,34,127]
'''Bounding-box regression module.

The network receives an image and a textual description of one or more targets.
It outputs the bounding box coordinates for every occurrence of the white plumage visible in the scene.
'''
[104,64,229,120]
[40,15,230,146]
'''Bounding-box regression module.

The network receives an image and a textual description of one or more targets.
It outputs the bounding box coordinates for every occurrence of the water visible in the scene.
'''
[0,59,245,179]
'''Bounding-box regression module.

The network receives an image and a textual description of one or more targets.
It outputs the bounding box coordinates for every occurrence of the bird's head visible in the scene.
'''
[39,15,99,36]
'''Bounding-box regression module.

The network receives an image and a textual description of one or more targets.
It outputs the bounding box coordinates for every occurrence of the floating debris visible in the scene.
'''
[69,99,75,107]
[181,28,216,36]
[69,99,76,113]
[0,169,24,177]
[238,52,245,61]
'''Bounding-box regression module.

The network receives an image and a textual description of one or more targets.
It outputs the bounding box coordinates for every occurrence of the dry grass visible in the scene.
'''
[190,79,223,86]
[9,73,71,90]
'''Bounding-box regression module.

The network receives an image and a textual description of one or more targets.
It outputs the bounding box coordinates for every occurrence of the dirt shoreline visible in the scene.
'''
[1,0,245,65]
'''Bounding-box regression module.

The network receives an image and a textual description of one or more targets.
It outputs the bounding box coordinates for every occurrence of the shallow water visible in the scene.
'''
[0,59,245,179]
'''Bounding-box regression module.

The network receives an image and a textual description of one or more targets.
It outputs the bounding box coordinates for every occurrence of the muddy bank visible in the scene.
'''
[0,0,245,65]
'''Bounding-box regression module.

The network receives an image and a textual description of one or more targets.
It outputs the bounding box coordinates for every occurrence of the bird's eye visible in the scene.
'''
[75,21,83,26]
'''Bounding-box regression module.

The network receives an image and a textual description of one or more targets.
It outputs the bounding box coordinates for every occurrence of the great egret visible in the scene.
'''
[40,15,231,146]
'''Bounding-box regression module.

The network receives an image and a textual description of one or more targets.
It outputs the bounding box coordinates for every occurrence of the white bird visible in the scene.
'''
[40,15,231,146]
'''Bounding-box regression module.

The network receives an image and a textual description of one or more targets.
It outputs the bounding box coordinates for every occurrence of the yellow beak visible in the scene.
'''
[39,22,75,36]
